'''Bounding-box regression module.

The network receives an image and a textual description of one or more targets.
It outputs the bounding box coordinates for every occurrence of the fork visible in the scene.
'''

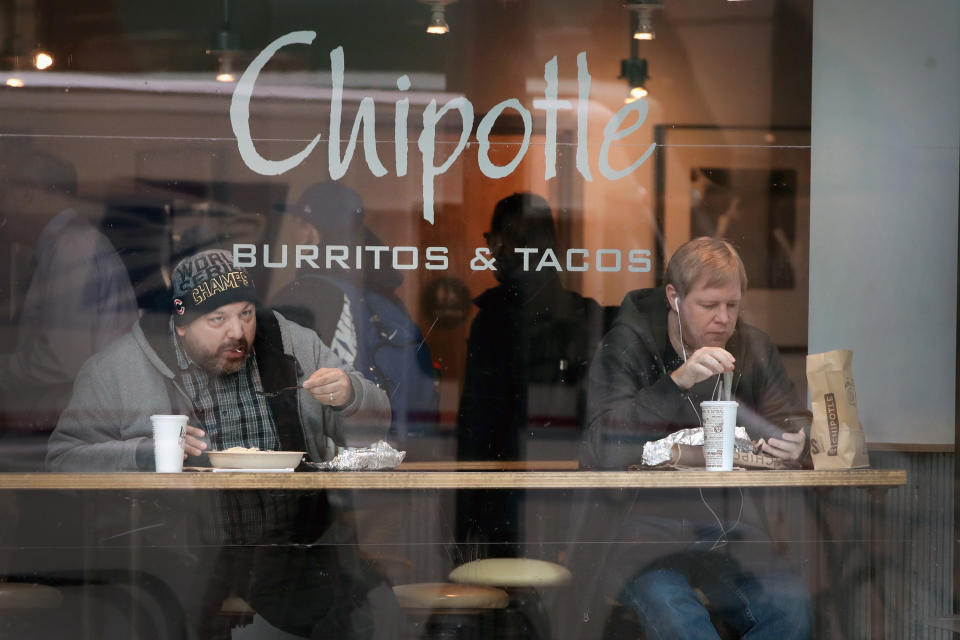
[255,386,305,398]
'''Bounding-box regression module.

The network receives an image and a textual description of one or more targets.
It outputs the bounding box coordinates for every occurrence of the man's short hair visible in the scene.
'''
[665,237,748,296]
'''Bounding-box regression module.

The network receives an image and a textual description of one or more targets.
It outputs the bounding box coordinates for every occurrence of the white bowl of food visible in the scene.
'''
[207,447,305,470]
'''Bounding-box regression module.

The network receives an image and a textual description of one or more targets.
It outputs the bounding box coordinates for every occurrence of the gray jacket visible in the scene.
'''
[47,309,391,471]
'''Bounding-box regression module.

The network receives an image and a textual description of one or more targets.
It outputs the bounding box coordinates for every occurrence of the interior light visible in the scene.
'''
[32,51,54,70]
[625,86,648,104]
[627,1,661,40]
[6,78,24,88]
[215,55,235,83]
[426,4,450,35]
[620,57,650,102]
[633,7,655,40]
[206,0,242,82]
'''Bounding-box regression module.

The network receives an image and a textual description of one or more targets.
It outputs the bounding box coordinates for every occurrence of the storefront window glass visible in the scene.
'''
[0,1,957,638]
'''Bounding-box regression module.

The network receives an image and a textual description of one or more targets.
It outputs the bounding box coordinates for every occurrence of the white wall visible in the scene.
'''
[810,0,960,444]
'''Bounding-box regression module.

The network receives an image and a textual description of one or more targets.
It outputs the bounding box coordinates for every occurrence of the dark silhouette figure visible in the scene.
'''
[456,192,604,553]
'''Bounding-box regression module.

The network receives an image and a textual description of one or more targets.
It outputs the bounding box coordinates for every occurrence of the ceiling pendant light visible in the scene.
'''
[206,0,242,82]
[634,7,655,40]
[32,50,54,70]
[215,55,235,83]
[626,0,662,41]
[620,1,658,102]
[421,0,454,35]
[620,57,649,104]
[5,55,24,88]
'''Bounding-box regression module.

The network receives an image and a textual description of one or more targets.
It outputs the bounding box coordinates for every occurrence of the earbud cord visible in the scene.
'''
[676,298,688,363]
[676,297,743,550]
[700,486,744,551]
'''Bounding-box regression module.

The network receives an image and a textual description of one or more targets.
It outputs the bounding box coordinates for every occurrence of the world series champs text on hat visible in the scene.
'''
[172,249,259,323]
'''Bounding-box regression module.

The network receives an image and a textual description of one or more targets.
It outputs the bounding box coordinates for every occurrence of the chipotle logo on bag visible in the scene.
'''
[823,393,840,455]
[806,350,869,469]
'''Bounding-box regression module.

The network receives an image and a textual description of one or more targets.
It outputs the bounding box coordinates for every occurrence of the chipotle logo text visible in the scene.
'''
[824,393,840,456]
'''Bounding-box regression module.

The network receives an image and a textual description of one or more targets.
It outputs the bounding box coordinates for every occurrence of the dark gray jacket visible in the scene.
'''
[47,309,391,471]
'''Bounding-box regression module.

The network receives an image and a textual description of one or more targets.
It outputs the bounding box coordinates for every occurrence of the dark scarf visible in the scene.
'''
[141,309,306,452]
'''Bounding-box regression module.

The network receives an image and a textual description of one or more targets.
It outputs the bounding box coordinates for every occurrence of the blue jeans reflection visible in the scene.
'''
[618,527,812,640]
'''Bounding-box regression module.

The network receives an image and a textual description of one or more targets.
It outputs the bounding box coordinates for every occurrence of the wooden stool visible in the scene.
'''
[392,582,509,640]
[448,558,572,640]
[448,558,572,588]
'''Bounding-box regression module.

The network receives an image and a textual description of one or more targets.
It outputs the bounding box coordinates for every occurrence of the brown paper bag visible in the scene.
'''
[806,349,869,469]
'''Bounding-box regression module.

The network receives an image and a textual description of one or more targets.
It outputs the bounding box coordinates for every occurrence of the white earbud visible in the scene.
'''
[673,295,687,362]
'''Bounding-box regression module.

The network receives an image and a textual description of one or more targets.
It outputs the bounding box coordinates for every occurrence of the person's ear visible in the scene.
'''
[665,284,680,311]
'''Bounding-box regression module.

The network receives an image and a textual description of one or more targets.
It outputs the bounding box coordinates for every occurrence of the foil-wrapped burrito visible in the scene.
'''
[641,427,754,467]
[312,440,406,471]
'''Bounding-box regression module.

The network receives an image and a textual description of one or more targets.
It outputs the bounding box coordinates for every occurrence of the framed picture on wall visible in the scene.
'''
[654,126,811,348]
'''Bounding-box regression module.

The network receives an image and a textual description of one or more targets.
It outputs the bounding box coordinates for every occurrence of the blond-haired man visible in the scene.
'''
[581,237,811,640]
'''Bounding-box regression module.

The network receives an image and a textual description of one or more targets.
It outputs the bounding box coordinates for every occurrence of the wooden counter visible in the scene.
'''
[0,468,906,490]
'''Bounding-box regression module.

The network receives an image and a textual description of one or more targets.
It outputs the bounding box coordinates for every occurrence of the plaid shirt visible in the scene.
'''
[171,324,295,544]
[172,328,280,451]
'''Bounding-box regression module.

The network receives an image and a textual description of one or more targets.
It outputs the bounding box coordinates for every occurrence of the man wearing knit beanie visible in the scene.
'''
[46,248,398,639]
[170,249,260,377]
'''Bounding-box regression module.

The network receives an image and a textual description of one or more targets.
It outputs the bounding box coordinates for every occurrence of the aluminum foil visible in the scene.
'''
[312,440,406,471]
[641,427,754,467]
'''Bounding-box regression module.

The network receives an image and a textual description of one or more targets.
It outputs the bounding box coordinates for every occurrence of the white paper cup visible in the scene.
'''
[150,414,187,473]
[701,401,738,471]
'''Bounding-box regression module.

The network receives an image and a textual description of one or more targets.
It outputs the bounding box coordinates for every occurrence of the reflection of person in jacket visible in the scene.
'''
[270,182,438,447]
[46,249,397,640]
[456,193,604,552]
[579,237,811,640]
[0,150,137,468]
